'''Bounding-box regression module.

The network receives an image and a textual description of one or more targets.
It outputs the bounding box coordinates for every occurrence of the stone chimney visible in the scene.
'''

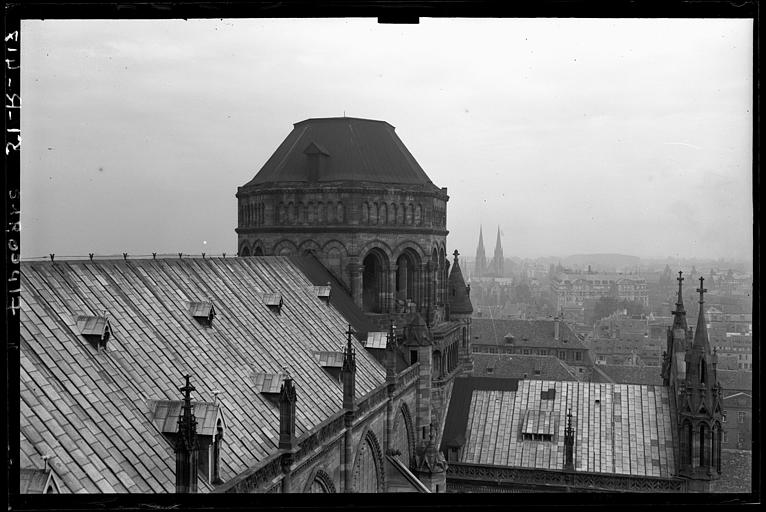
[278,373,297,452]
[554,317,560,341]
[175,374,199,493]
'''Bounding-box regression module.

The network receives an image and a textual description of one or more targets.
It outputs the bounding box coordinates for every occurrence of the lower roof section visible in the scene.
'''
[454,380,677,479]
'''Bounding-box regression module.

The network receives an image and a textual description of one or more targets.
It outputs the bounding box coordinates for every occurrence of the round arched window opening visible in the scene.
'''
[362,250,387,313]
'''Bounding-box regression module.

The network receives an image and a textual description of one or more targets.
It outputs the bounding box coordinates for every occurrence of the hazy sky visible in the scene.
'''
[21,18,752,261]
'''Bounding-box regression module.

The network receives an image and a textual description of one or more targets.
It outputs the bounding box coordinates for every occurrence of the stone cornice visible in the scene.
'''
[237,183,449,200]
[236,226,449,236]
[447,462,687,493]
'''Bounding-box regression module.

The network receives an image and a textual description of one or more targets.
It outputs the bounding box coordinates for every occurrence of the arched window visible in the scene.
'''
[362,250,387,313]
[278,202,286,224]
[684,421,693,466]
[431,249,439,305]
[254,246,264,256]
[415,204,422,225]
[240,246,251,257]
[380,203,387,225]
[352,431,384,492]
[433,351,443,379]
[288,202,296,225]
[392,404,415,467]
[362,202,369,224]
[700,360,707,385]
[406,204,413,225]
[399,203,405,224]
[307,470,336,493]
[337,202,344,223]
[699,423,707,466]
[308,202,316,224]
[371,203,378,225]
[396,250,419,305]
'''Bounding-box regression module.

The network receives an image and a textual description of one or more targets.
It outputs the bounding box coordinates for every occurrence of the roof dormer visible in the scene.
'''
[303,141,330,182]
[363,331,387,350]
[189,301,216,327]
[315,350,344,381]
[313,283,332,303]
[148,398,226,485]
[263,293,284,314]
[76,313,112,351]
[250,372,284,395]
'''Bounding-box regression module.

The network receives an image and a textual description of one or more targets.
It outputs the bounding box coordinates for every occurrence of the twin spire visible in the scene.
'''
[672,272,711,351]
[474,225,503,278]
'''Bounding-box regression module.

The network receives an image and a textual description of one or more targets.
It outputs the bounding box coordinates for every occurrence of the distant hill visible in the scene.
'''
[563,253,641,271]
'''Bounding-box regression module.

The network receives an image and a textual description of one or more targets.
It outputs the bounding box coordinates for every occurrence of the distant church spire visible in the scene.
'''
[491,226,504,277]
[474,226,487,278]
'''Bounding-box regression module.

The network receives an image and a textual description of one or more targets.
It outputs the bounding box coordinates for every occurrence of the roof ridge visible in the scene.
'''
[294,116,394,127]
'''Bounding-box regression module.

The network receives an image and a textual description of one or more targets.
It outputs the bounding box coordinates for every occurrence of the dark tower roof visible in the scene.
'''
[692,277,711,354]
[244,117,438,188]
[671,271,688,332]
[448,250,473,315]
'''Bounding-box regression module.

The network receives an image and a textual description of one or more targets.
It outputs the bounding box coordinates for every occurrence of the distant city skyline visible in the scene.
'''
[21,18,752,261]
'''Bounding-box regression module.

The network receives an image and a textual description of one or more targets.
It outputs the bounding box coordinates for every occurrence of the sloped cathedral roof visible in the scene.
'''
[19,257,385,493]
[243,117,439,188]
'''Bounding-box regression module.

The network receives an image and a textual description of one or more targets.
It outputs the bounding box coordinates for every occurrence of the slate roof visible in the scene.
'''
[243,117,438,188]
[593,365,664,386]
[440,377,519,451]
[20,256,385,493]
[458,380,677,478]
[472,318,584,349]
[447,256,473,315]
[472,353,578,381]
[290,253,374,340]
